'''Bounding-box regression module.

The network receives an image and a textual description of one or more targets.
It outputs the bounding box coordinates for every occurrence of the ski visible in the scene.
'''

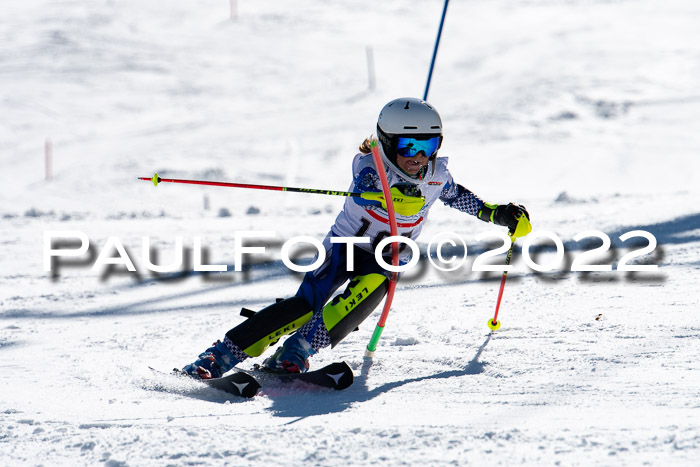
[150,361,352,398]
[148,367,261,398]
[251,361,354,391]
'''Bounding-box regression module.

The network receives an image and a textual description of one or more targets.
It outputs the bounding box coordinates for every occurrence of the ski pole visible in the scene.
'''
[423,0,450,101]
[140,172,362,196]
[365,140,399,358]
[487,234,515,331]
[137,173,425,216]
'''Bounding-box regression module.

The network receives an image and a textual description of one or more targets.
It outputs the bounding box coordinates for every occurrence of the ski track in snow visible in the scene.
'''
[1,0,699,465]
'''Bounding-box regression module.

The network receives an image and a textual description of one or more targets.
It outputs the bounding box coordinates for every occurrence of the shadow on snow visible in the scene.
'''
[265,334,492,423]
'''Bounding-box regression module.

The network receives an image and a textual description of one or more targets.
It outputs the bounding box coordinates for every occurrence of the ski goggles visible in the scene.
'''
[396,136,441,158]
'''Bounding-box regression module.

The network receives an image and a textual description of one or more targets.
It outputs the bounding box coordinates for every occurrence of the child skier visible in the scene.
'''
[182,97,530,379]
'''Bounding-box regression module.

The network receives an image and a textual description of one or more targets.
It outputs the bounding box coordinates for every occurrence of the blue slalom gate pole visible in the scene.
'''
[423,0,450,101]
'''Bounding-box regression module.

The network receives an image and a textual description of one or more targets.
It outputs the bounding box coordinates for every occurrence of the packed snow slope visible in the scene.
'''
[1,0,699,465]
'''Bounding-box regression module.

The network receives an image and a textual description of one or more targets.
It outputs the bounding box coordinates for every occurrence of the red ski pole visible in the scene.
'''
[487,234,515,331]
[139,173,355,197]
[137,173,425,216]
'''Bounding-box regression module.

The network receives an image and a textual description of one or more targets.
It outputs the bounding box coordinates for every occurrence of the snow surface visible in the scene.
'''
[1,0,699,465]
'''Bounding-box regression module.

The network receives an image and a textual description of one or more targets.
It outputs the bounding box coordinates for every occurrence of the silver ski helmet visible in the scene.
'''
[376,97,443,182]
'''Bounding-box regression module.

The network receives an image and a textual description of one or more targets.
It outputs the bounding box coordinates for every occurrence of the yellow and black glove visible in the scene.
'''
[478,202,532,239]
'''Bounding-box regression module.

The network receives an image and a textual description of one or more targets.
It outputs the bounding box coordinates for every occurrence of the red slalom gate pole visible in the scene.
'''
[365,140,399,357]
[487,236,515,331]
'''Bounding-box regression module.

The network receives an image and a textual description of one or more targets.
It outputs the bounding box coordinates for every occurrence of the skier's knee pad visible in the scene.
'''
[322,273,388,347]
[225,296,313,358]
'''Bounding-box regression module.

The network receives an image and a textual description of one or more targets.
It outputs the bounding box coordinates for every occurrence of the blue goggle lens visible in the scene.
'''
[396,136,440,158]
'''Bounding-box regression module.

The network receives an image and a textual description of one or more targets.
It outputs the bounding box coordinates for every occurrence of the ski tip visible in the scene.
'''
[148,366,175,376]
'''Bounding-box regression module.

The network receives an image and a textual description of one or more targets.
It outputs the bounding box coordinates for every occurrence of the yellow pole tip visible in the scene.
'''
[487,319,501,331]
[152,173,160,187]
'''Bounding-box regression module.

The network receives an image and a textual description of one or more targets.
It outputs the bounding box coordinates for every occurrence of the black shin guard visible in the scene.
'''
[225,296,313,358]
[322,273,389,347]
